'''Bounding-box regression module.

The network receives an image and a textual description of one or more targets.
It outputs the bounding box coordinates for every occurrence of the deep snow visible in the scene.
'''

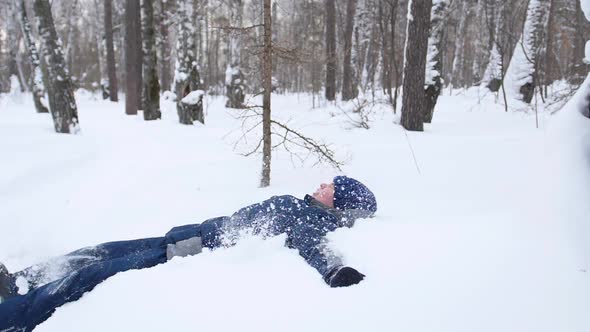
[0,88,588,332]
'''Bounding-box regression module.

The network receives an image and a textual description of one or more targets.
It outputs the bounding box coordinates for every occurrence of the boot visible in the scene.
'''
[0,262,16,303]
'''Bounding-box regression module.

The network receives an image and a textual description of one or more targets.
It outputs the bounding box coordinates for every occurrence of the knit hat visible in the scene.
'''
[333,176,377,213]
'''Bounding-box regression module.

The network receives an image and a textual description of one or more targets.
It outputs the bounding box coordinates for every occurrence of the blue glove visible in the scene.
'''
[325,266,365,287]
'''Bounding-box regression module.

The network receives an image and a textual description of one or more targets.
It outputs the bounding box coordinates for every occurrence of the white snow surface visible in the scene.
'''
[582,0,590,21]
[180,90,204,105]
[0,89,589,332]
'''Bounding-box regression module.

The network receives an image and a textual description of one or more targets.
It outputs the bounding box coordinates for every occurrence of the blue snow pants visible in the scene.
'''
[0,221,216,332]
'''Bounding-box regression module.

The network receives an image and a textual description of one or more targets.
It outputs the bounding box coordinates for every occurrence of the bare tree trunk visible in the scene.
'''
[33,0,80,134]
[260,0,272,187]
[105,0,119,101]
[18,0,49,113]
[141,0,161,120]
[342,0,357,101]
[159,0,171,92]
[226,0,246,108]
[93,0,108,99]
[378,0,391,104]
[325,0,337,101]
[125,0,140,115]
[390,0,400,112]
[424,0,447,124]
[174,0,204,125]
[571,0,588,84]
[400,0,431,132]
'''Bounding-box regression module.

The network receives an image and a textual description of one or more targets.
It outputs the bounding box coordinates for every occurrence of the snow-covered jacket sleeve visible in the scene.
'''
[285,214,344,281]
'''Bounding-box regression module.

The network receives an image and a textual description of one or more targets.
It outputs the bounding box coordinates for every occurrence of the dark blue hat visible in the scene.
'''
[333,176,377,213]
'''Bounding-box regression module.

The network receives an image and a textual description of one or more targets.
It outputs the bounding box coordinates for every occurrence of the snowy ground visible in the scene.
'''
[0,87,588,331]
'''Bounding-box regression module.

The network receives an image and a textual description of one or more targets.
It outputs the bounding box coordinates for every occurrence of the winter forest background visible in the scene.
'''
[1,0,589,330]
[1,0,590,184]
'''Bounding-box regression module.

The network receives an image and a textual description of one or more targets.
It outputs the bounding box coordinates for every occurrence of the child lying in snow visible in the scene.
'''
[0,176,376,331]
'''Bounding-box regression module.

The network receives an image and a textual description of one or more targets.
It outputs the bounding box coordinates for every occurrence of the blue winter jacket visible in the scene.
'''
[172,194,372,278]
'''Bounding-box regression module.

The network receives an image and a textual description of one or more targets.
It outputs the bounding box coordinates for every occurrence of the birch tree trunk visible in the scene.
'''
[400,0,432,132]
[141,0,161,120]
[105,0,119,101]
[158,0,171,92]
[226,0,246,109]
[325,0,337,101]
[33,0,80,134]
[424,0,447,124]
[18,0,48,113]
[93,0,108,99]
[504,0,550,103]
[482,0,506,92]
[342,0,358,101]
[174,0,204,125]
[260,0,272,187]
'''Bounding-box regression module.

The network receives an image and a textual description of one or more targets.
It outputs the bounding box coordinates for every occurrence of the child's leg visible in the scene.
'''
[0,247,167,332]
[13,237,167,292]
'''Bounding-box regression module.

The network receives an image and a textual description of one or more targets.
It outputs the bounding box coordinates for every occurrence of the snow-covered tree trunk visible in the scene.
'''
[342,0,358,101]
[352,0,372,93]
[225,0,245,109]
[325,0,337,101]
[504,0,550,103]
[104,0,118,101]
[481,0,503,92]
[93,0,108,99]
[174,0,204,125]
[18,0,48,113]
[158,0,171,92]
[401,0,432,132]
[141,0,162,120]
[33,0,79,134]
[450,0,467,88]
[471,0,491,85]
[423,0,447,124]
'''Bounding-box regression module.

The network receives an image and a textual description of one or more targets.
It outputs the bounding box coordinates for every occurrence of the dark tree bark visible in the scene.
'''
[141,0,161,120]
[390,0,400,112]
[104,0,118,102]
[400,0,432,132]
[424,0,447,124]
[125,0,140,115]
[341,0,357,101]
[33,0,79,134]
[325,0,337,101]
[260,0,272,187]
[159,0,171,92]
[18,0,49,113]
[571,0,588,84]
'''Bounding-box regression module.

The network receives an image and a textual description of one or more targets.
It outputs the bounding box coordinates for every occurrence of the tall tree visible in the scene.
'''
[17,0,48,113]
[174,0,204,125]
[141,0,162,120]
[504,0,550,103]
[226,0,246,108]
[482,0,506,92]
[260,0,272,187]
[32,0,80,134]
[125,0,141,115]
[325,0,337,101]
[342,0,358,101]
[105,0,118,101]
[400,0,432,132]
[424,0,448,123]
[158,0,172,92]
